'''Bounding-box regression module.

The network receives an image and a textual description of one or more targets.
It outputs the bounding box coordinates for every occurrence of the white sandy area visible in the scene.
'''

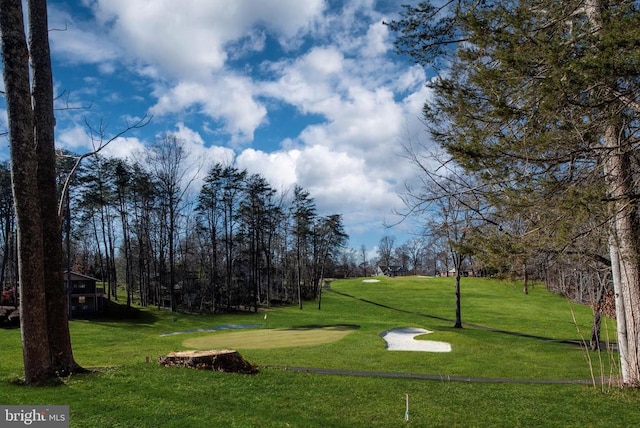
[362,279,380,283]
[381,327,452,353]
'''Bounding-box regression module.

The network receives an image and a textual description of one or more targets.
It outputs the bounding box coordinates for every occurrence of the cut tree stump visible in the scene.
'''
[158,350,257,374]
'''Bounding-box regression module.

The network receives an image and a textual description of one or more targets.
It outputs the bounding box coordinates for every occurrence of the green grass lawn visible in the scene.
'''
[1,276,639,427]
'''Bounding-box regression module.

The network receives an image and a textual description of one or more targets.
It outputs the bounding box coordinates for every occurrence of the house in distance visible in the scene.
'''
[64,271,107,315]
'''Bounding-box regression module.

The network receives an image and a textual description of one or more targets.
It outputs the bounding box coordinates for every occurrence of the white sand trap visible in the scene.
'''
[362,279,380,283]
[381,327,452,353]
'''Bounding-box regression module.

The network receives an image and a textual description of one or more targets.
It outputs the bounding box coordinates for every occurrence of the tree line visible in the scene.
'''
[31,136,346,314]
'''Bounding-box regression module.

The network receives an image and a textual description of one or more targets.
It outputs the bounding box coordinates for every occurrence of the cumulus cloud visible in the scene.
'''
[49,5,121,70]
[150,74,267,143]
[362,21,391,57]
[100,136,146,160]
[87,0,325,79]
[57,125,93,152]
[169,123,235,170]
[41,0,432,247]
[235,148,299,191]
[260,47,345,114]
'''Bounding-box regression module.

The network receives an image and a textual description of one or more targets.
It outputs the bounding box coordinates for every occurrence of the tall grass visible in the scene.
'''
[0,276,638,427]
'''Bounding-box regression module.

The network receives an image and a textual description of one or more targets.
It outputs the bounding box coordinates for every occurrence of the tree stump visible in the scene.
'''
[158,350,257,374]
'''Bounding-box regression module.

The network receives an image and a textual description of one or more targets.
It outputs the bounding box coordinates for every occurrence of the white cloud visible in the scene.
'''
[169,123,235,169]
[171,123,206,147]
[88,0,325,79]
[150,73,267,144]
[54,0,325,144]
[235,148,299,191]
[260,47,345,114]
[362,21,391,57]
[295,144,396,210]
[100,136,146,159]
[303,47,344,77]
[56,125,146,160]
[235,143,404,237]
[57,125,92,151]
[42,0,433,248]
[49,5,121,70]
[395,65,428,93]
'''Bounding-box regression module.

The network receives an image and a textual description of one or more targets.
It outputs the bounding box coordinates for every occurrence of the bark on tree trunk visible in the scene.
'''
[28,0,79,376]
[0,0,51,384]
[584,0,640,387]
[603,122,640,386]
[158,350,257,374]
[590,311,602,351]
[454,269,462,328]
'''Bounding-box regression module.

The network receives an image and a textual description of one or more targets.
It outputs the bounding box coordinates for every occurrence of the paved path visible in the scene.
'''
[265,365,609,385]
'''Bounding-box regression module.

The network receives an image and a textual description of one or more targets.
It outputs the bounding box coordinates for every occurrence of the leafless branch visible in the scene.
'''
[54,89,93,111]
[57,114,152,218]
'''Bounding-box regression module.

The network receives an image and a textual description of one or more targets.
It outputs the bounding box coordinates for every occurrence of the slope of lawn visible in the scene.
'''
[0,276,639,427]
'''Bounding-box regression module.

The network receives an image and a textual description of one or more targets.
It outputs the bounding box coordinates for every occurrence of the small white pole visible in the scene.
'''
[405,393,409,422]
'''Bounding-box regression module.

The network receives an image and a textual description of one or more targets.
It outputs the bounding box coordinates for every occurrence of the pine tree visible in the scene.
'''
[388,0,640,385]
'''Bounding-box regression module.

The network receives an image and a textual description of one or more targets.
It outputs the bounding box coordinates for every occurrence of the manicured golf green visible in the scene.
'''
[183,325,358,350]
[1,276,639,427]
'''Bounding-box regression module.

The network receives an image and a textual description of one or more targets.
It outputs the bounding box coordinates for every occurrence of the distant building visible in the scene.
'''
[439,268,476,277]
[376,265,406,277]
[64,271,107,315]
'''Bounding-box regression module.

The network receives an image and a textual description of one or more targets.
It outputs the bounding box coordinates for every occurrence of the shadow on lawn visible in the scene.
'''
[327,288,613,349]
[72,300,159,325]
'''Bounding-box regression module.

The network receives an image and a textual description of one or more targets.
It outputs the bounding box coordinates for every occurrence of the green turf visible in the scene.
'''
[182,325,357,349]
[0,276,638,427]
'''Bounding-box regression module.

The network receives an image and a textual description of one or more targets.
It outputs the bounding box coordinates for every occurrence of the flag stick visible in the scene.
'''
[405,393,409,422]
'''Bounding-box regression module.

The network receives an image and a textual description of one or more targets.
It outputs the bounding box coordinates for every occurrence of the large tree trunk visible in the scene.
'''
[603,122,640,386]
[0,0,51,384]
[28,0,79,376]
[581,0,640,387]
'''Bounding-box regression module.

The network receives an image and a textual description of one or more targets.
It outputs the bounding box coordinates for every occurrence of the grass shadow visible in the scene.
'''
[72,300,160,325]
[283,324,360,331]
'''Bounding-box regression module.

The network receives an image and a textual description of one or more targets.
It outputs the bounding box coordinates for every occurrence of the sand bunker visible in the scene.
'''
[362,279,380,283]
[381,327,452,353]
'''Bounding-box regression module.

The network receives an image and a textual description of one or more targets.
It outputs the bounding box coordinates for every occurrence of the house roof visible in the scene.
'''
[63,271,100,282]
[378,265,404,271]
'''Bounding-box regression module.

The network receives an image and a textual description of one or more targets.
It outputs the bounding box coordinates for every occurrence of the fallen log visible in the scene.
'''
[158,350,257,374]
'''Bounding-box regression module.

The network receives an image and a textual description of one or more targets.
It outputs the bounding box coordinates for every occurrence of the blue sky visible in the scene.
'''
[1,0,433,253]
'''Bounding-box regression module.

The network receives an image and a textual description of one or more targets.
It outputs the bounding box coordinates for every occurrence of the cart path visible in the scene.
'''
[264,365,612,385]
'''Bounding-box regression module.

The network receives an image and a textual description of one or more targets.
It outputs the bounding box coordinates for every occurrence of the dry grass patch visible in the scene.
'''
[183,325,357,350]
